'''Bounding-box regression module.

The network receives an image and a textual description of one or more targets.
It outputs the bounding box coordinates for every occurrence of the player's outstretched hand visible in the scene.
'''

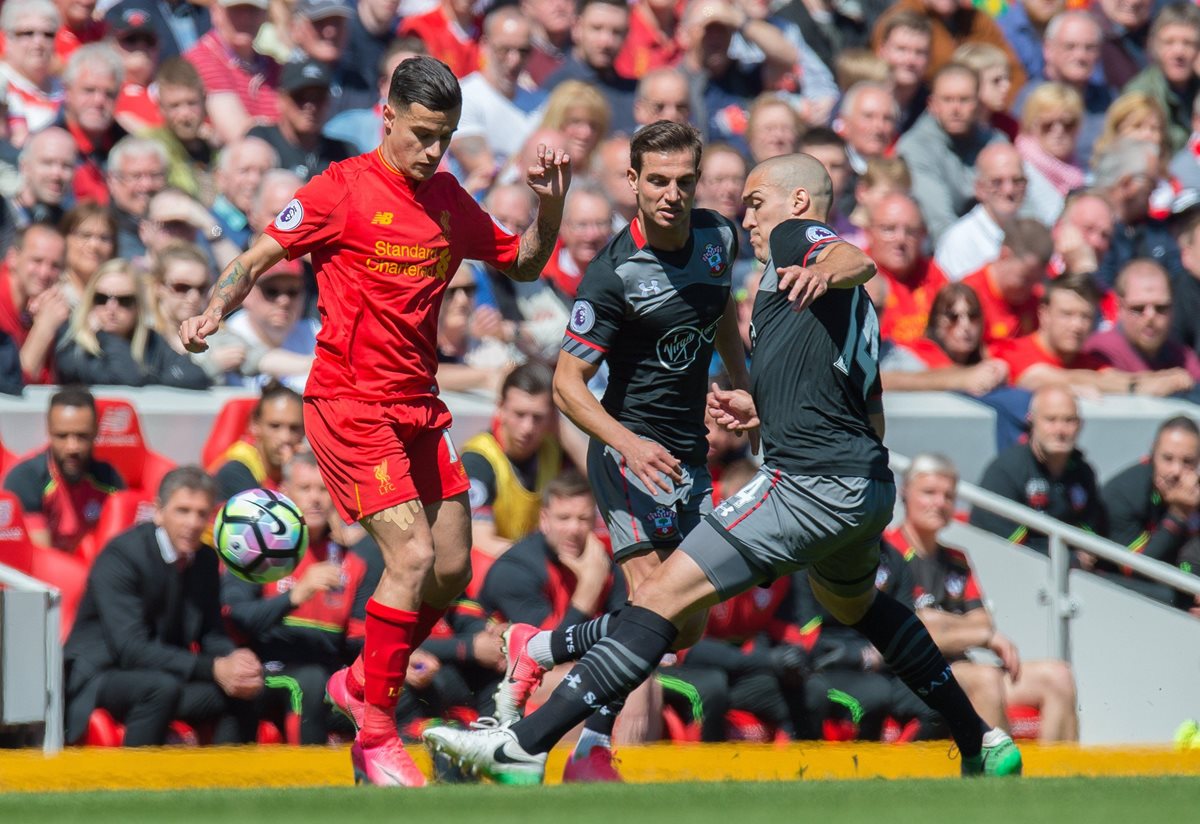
[180,311,220,353]
[776,265,831,312]
[707,383,760,433]
[526,143,572,202]
[623,436,682,494]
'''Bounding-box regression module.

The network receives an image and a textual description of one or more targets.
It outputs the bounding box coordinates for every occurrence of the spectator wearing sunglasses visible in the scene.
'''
[1084,259,1200,398]
[0,0,65,144]
[56,257,210,388]
[149,242,238,372]
[193,257,316,391]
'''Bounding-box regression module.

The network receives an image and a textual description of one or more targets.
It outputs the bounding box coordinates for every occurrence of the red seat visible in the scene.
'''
[0,430,16,485]
[75,490,157,566]
[0,491,35,572]
[80,711,203,747]
[0,491,89,638]
[92,398,176,494]
[202,398,258,471]
[1006,703,1042,740]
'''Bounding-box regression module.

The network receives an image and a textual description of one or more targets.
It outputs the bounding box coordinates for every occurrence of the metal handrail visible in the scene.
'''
[889,452,1200,597]
[0,563,63,754]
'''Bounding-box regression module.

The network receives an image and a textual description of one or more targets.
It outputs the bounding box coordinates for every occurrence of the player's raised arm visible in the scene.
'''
[506,144,573,282]
[180,233,287,353]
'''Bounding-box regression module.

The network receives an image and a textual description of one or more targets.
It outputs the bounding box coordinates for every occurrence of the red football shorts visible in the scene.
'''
[304,396,470,523]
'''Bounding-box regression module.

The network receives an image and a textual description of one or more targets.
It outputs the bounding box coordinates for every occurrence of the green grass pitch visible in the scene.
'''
[3,777,1199,824]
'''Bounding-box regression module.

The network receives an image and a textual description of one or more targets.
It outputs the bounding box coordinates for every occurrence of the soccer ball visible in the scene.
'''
[214,488,308,583]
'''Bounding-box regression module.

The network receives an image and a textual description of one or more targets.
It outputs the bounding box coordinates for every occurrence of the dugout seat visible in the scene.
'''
[80,711,206,747]
[75,490,158,566]
[0,429,16,484]
[1006,704,1041,740]
[202,398,258,471]
[0,491,88,638]
[92,399,175,494]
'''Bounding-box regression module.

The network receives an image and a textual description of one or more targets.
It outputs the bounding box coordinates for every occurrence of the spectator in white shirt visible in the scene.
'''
[936,142,1029,281]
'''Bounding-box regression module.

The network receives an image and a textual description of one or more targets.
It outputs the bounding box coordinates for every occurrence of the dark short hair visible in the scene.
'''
[542,469,594,506]
[59,201,116,243]
[1042,272,1100,307]
[1156,414,1200,444]
[925,282,985,365]
[630,120,703,174]
[501,361,553,402]
[158,465,218,506]
[49,386,97,419]
[798,126,846,152]
[252,380,303,421]
[12,220,64,252]
[388,56,462,112]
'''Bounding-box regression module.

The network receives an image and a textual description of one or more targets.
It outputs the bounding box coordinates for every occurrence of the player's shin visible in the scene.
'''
[851,591,986,757]
[361,598,420,746]
[512,606,677,755]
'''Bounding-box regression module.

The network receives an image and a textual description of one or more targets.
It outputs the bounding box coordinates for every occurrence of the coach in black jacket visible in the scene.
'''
[64,467,263,746]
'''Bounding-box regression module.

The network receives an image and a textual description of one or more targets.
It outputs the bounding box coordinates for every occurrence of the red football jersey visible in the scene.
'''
[962,265,1041,345]
[992,333,1109,383]
[873,256,948,345]
[264,149,520,402]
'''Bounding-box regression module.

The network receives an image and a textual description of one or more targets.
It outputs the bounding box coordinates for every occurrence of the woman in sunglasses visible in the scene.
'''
[56,258,211,388]
[1016,83,1086,225]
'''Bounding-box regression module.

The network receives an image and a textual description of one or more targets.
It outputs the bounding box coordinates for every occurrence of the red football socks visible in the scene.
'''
[360,599,419,746]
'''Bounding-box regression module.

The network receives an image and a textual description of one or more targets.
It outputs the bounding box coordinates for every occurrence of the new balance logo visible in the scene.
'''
[371,211,394,225]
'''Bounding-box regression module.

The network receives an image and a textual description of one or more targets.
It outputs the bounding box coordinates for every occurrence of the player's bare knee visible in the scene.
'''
[672,615,706,651]
[1046,661,1077,701]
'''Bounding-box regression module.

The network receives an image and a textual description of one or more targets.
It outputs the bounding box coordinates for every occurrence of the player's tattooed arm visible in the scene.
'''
[508,202,564,282]
[181,233,287,353]
[509,144,572,282]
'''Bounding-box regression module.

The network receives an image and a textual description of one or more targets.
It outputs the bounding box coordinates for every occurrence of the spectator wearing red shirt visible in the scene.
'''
[57,43,128,205]
[616,0,684,80]
[866,193,947,346]
[993,274,1144,394]
[891,453,1079,743]
[878,282,1030,450]
[542,181,613,300]
[54,0,107,68]
[1083,259,1200,398]
[3,387,124,552]
[184,0,280,145]
[0,222,68,384]
[963,218,1052,346]
[107,7,164,134]
[398,0,481,79]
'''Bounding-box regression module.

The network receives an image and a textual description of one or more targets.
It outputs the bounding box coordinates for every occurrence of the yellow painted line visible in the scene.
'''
[2,743,1199,793]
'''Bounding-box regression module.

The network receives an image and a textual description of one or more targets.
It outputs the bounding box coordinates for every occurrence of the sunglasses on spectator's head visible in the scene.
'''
[94,292,137,309]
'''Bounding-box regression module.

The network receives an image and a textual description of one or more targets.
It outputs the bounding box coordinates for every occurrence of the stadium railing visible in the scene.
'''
[0,563,63,754]
[891,451,1200,660]
[891,452,1200,744]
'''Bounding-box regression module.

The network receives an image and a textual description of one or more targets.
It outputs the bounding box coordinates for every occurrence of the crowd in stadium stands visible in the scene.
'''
[1,0,1200,749]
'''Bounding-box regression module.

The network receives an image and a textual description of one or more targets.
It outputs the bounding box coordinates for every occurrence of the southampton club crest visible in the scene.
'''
[701,242,726,277]
[649,506,678,540]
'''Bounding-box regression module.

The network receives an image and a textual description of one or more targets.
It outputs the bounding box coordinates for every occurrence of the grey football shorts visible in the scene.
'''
[587,438,713,562]
[681,466,897,600]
